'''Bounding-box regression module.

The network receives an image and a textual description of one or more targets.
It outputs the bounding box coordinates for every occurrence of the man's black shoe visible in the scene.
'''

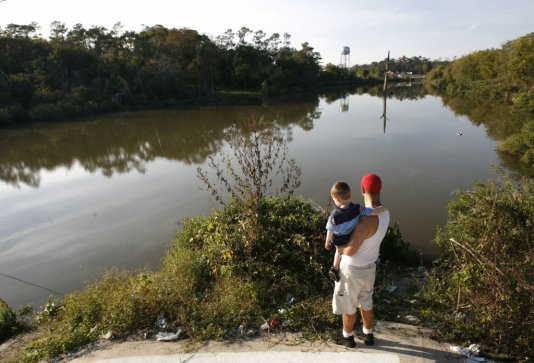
[364,333,374,345]
[336,334,356,348]
[328,267,340,282]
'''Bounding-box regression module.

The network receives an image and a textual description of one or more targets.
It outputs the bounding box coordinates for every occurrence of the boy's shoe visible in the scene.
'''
[328,267,340,282]
[363,333,374,345]
[335,334,356,348]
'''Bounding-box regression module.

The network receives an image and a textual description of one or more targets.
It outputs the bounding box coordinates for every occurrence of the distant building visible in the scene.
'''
[397,72,413,79]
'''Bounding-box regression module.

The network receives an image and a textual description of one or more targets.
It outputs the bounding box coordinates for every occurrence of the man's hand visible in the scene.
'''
[337,215,377,256]
[371,205,388,215]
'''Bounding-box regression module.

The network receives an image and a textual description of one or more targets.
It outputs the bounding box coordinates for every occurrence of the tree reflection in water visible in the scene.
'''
[1,84,532,188]
[0,100,321,188]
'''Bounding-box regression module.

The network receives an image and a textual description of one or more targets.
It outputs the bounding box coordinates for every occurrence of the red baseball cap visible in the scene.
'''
[361,173,382,193]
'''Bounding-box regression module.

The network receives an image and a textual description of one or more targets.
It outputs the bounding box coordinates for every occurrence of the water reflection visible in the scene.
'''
[339,97,349,112]
[3,83,526,188]
[0,102,321,188]
[431,89,533,177]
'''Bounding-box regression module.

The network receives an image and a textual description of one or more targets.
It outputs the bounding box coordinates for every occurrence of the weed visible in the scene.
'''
[420,175,534,361]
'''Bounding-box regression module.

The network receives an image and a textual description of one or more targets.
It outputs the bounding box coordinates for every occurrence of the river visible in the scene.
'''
[0,86,515,308]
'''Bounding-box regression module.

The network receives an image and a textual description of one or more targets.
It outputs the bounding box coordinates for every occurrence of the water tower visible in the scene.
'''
[340,46,350,68]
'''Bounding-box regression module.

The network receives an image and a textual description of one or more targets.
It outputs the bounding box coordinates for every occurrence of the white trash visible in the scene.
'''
[450,344,484,361]
[156,328,183,341]
[405,315,420,323]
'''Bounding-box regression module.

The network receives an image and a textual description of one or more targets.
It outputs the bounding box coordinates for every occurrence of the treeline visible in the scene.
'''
[0,23,327,123]
[320,56,447,85]
[425,33,534,166]
[0,22,452,124]
[350,55,448,79]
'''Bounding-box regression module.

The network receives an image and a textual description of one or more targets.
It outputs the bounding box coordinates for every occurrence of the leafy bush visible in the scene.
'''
[499,120,534,166]
[0,298,18,342]
[420,176,534,361]
[28,103,63,122]
[380,222,420,266]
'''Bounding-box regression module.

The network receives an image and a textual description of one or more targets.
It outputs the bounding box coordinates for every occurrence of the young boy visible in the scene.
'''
[325,181,385,282]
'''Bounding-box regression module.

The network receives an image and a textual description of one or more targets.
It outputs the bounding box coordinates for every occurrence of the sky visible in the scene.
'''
[0,0,532,65]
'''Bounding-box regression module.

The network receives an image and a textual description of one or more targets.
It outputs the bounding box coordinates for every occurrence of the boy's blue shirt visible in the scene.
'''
[326,202,373,246]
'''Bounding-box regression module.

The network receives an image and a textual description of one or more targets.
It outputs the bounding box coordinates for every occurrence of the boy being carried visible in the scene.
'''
[325,181,386,282]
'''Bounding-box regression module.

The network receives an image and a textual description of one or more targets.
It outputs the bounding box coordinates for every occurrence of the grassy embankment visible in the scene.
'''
[1,196,415,362]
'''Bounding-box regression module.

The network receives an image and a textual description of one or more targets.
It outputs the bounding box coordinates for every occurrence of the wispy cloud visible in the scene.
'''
[469,23,477,32]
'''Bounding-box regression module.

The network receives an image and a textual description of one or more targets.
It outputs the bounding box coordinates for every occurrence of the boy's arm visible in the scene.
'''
[325,230,333,250]
[337,217,372,256]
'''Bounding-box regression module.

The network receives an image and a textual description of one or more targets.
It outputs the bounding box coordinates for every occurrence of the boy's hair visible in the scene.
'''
[331,181,351,200]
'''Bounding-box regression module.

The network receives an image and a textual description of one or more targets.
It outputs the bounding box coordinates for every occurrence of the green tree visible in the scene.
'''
[505,33,534,87]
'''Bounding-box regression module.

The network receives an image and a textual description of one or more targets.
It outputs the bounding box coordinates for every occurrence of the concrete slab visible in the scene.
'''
[67,321,456,363]
[94,351,400,363]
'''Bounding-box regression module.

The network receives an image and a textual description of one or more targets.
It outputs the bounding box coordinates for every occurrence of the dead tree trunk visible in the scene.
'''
[383,50,390,92]
[380,51,390,133]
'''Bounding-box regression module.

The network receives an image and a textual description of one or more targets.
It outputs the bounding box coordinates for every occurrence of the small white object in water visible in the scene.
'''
[456,132,463,136]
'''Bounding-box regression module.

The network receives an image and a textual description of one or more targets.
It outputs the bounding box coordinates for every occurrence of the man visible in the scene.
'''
[332,173,390,348]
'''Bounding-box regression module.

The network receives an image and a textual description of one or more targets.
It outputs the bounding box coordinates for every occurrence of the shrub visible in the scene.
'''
[420,175,534,361]
[171,197,331,311]
[28,103,63,122]
[498,120,534,166]
[197,117,301,206]
[380,222,420,266]
[0,298,18,342]
[0,108,8,124]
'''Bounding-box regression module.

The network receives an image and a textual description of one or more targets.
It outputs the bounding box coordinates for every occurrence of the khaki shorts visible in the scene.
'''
[332,261,376,315]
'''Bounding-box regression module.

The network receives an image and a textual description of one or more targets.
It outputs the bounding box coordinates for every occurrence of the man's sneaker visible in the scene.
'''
[363,333,374,345]
[336,334,356,348]
[328,267,340,282]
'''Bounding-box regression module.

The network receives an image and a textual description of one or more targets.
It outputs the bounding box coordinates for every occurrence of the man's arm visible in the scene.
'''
[337,216,373,256]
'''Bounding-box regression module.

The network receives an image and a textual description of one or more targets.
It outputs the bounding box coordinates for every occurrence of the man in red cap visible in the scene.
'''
[332,173,390,348]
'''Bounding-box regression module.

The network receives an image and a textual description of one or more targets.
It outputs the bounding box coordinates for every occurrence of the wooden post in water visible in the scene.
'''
[380,51,390,133]
[383,50,390,91]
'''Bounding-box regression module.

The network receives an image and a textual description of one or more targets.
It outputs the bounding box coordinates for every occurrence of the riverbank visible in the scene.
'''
[0,320,461,363]
[0,261,433,362]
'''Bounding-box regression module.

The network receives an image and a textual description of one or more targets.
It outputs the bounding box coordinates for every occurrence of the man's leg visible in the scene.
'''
[336,313,357,348]
[343,313,357,333]
[360,308,373,329]
[360,308,374,345]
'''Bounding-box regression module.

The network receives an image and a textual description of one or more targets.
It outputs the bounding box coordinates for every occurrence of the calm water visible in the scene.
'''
[0,88,510,308]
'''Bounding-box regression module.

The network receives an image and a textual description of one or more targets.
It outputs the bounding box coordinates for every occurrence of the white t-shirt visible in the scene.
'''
[341,209,390,267]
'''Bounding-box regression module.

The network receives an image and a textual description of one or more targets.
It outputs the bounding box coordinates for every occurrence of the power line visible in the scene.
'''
[0,272,64,296]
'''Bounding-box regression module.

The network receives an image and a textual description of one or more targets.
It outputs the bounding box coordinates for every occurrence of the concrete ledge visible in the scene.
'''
[95,351,400,363]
